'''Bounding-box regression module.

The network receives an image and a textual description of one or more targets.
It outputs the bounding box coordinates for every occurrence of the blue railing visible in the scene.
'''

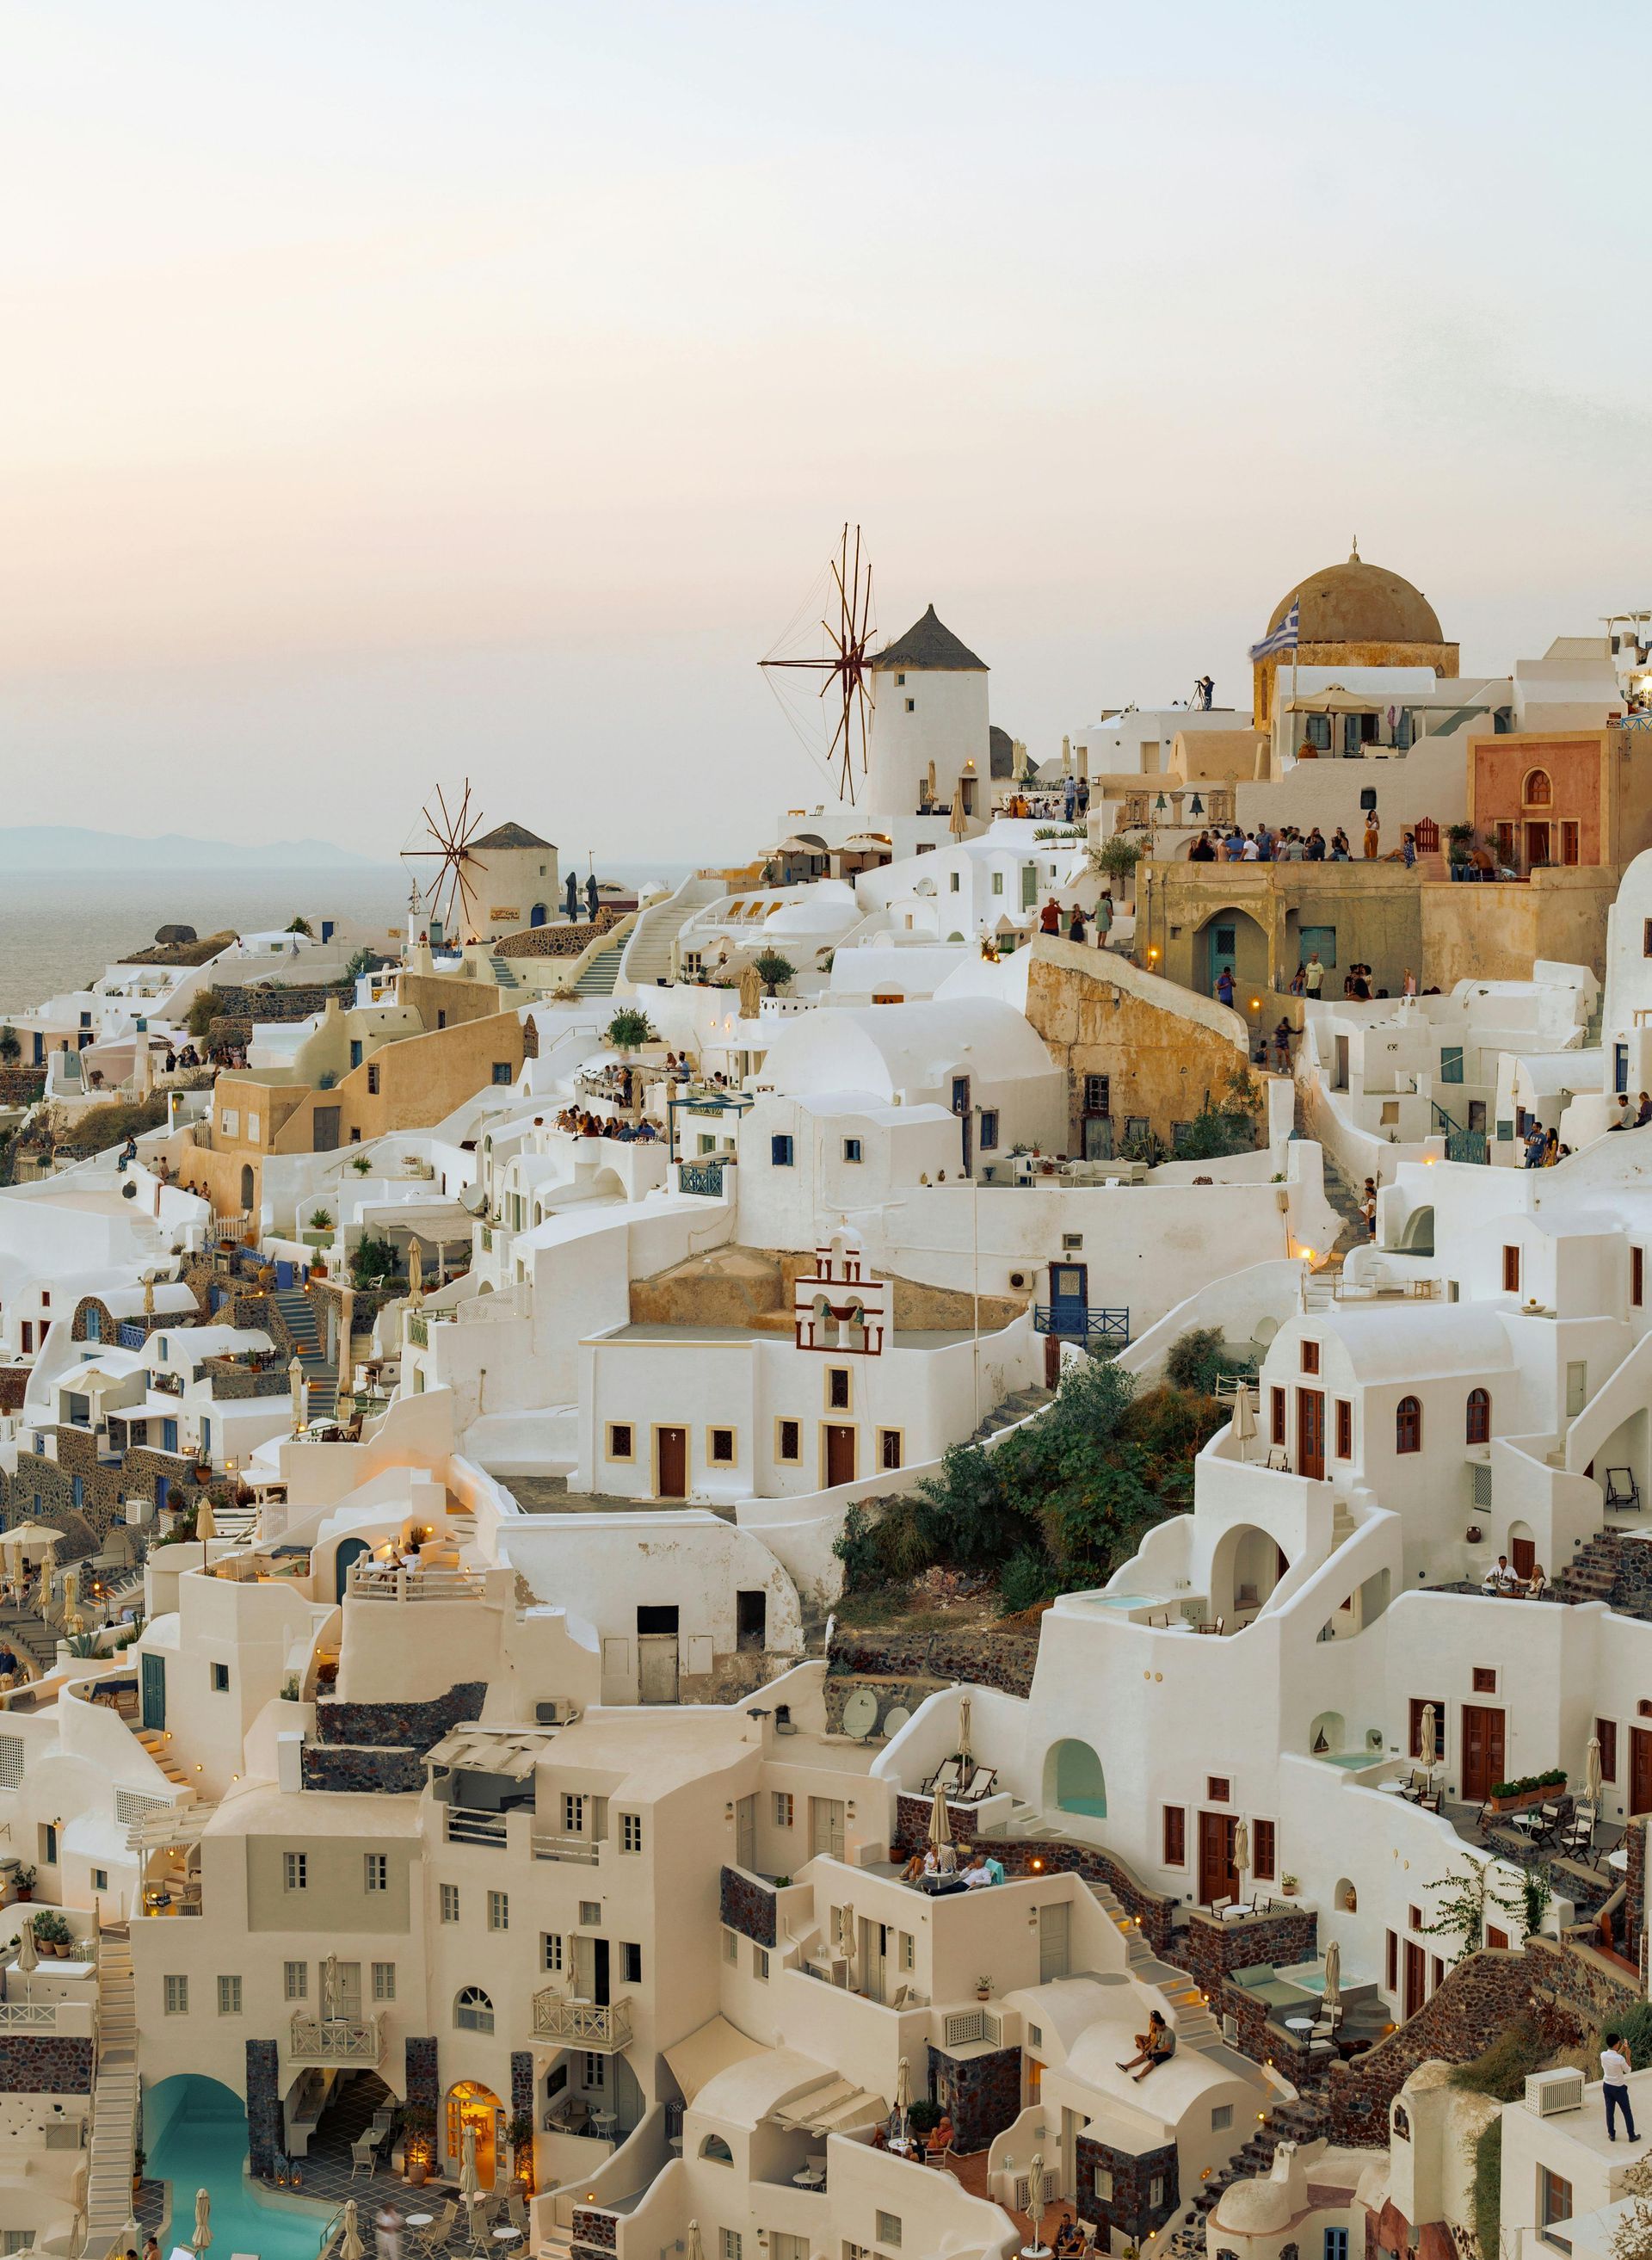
[1432,1099,1488,1165]
[1033,1306,1131,1343]
[116,1322,149,1349]
[679,1159,730,1197]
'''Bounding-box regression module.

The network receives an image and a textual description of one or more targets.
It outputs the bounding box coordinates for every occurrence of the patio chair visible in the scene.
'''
[959,1766,997,1802]
[416,2201,459,2257]
[922,1759,964,1797]
[505,2192,529,2236]
[1606,1467,1641,1513]
[350,2130,379,2177]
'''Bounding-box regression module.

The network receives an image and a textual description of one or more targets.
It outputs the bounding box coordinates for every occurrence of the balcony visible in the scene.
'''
[532,1991,632,2053]
[1032,1305,1131,1343]
[288,2012,385,2065]
[347,1564,486,1602]
[405,1312,428,1349]
[532,1831,601,1866]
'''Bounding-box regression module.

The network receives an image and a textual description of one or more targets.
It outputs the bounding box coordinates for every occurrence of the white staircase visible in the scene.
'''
[84,1930,139,2245]
[618,877,725,990]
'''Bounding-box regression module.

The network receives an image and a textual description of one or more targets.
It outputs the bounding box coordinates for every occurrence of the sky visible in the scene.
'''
[0,1,1645,864]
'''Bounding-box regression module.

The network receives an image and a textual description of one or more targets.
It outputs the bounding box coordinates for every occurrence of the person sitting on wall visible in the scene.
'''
[1118,2010,1175,2080]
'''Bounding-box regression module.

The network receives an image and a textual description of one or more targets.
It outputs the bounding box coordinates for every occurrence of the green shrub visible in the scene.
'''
[607,1008,656,1052]
[185,985,229,1041]
[1450,2020,1554,2102]
[61,1095,170,1155]
[350,1236,398,1290]
[1164,1328,1231,1396]
[1469,2117,1501,2259]
[999,1549,1059,1615]
[751,950,796,996]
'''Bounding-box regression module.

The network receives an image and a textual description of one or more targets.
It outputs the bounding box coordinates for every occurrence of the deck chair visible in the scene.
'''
[959,1766,997,1802]
[1606,1468,1642,1513]
[922,1758,965,1796]
[416,2202,459,2257]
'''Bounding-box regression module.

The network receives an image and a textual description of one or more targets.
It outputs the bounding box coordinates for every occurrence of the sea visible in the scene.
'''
[0,861,694,1013]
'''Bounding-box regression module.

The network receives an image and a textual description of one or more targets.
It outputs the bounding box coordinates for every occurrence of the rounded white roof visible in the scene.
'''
[759,997,1054,1100]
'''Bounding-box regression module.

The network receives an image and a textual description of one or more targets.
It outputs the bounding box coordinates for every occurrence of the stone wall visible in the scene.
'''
[1628,1815,1645,1969]
[405,2035,438,2118]
[315,1683,487,1750]
[300,1744,426,1794]
[510,2050,533,2121]
[246,2038,281,2177]
[823,1676,946,1734]
[198,1357,288,1398]
[208,982,352,1022]
[1178,1905,1319,1998]
[569,2209,618,2252]
[832,1627,1040,1701]
[893,1794,1177,1954]
[719,1867,778,1948]
[0,1066,46,1104]
[1076,2132,1180,2245]
[926,2042,1021,2155]
[0,2035,93,2092]
[496,909,626,960]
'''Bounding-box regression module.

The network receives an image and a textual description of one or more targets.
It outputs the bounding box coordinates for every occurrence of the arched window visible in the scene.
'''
[1466,1388,1491,1444]
[1396,1396,1422,1454]
[454,1986,494,2033]
[1524,769,1552,807]
[700,2134,734,2164]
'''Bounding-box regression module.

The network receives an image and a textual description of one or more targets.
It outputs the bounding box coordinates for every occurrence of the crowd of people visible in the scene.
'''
[1187,818,1424,866]
[553,1106,662,1141]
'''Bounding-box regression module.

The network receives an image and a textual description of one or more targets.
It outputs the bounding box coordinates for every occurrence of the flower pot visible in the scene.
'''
[407,2160,428,2189]
[1488,1785,1553,1814]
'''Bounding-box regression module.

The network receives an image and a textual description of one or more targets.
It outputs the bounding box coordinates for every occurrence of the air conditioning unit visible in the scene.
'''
[1526,2070,1584,2117]
[1008,1269,1032,1292]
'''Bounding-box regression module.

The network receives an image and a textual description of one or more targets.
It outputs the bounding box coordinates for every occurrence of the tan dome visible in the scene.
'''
[1267,546,1444,646]
[1214,2178,1293,2234]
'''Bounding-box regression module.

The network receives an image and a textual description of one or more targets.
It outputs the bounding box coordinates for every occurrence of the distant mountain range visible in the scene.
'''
[0,827,387,872]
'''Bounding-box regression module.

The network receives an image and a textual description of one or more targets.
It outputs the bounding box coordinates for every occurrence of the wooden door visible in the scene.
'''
[1631,1727,1652,1818]
[809,1796,844,1860]
[1297,1388,1325,1480]
[825,1424,856,1486]
[1198,1810,1237,1906]
[1462,1705,1506,1803]
[1510,1535,1536,1581]
[1403,1938,1426,2020]
[655,1426,687,1497]
[736,1794,757,1872]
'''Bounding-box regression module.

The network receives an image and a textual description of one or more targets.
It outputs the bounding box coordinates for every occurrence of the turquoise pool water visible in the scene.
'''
[148,2076,334,2260]
[1088,1593,1158,1609]
[1316,1751,1378,1769]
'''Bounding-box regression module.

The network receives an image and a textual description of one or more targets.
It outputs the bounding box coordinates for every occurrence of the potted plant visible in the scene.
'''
[403,2103,435,2187]
[33,1910,73,1957]
[975,1973,993,2002]
[1279,1873,1299,1899]
[504,2109,535,2192]
[133,2146,145,2201]
[1487,1768,1568,1815]
[14,1866,35,1903]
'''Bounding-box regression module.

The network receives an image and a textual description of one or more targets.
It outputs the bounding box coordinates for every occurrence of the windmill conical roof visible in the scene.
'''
[472,822,554,850]
[872,604,988,673]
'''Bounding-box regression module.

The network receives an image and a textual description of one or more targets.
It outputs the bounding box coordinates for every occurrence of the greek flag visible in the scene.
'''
[1248,598,1300,664]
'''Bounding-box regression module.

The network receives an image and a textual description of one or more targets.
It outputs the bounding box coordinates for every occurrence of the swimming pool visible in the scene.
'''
[1316,1750,1379,1769]
[147,2076,335,2260]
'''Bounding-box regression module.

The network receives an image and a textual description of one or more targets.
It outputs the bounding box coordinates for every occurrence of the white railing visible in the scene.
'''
[531,1991,632,2051]
[287,2013,383,2063]
[531,1831,600,1866]
[0,2002,61,2027]
[941,2008,1002,2049]
[346,1564,485,1602]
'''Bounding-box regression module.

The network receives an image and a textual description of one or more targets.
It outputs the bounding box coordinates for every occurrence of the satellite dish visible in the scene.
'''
[841,1688,878,1743]
[882,1705,911,1739]
[457,1185,489,1216]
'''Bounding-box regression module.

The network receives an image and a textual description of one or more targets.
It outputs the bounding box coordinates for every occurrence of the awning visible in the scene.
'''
[769,2074,889,2133]
[663,2014,767,2104]
[773,837,828,857]
[1283,686,1378,714]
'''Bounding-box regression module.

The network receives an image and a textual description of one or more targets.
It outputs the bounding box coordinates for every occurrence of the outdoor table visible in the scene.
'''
[794,2168,825,2189]
[1378,1781,1406,1794]
[492,2233,522,2248]
[1285,2016,1316,2034]
[405,2218,434,2232]
[1608,1846,1630,1872]
[590,2109,617,2138]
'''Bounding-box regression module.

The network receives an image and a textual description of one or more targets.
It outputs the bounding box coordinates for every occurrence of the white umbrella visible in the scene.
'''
[927,1783,956,1875]
[1232,1818,1249,1884]
[957,1694,972,1768]
[1027,2152,1049,2255]
[838,1903,857,1991]
[1586,1734,1604,1807]
[289,1355,306,1433]
[1418,1704,1438,1772]
[15,1913,36,2002]
[893,2056,910,2146]
[193,2187,212,2257]
[407,1237,424,1307]
[340,2202,364,2260]
[320,1953,338,2020]
[1231,1385,1257,1461]
[1322,1939,1341,2015]
[459,2121,480,2208]
[948,781,968,838]
[195,1493,215,1545]
[686,2227,704,2260]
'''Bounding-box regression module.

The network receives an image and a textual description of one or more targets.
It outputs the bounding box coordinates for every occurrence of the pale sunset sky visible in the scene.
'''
[0,2,1643,861]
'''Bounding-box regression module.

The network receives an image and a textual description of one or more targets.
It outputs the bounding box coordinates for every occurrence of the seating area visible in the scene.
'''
[920,1759,997,1802]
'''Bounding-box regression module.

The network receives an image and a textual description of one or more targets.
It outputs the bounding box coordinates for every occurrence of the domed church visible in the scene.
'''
[1251,544,1458,727]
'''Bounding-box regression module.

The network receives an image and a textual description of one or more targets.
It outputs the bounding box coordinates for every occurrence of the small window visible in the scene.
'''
[487,1890,509,1931]
[1502,1244,1521,1294]
[841,1137,862,1163]
[1253,1818,1277,1880]
[440,1883,459,1923]
[991,871,1004,896]
[622,1941,642,1984]
[720,2232,743,2260]
[1094,2168,1114,2203]
[284,1961,307,2001]
[542,1933,564,1972]
[1150,2177,1166,2209]
[284,1851,307,1892]
[164,1975,189,2015]
[878,1429,903,1471]
[364,1854,389,1893]
[91,1866,108,1892]
[876,2216,903,2251]
[1335,1399,1352,1458]
[491,1062,511,1085]
[722,1927,737,1963]
[896,671,906,687]
[1523,768,1552,807]
[777,1418,801,1463]
[709,1427,736,1465]
[1472,1666,1497,1694]
[620,1812,643,1854]
[454,1986,494,2033]
[217,1975,242,2016]
[771,1134,794,1167]
[979,1110,999,1151]
[373,1961,397,2000]
[367,1063,380,1096]
[1300,1340,1320,1374]
[1635,1248,1645,1310]
[1207,1776,1230,1802]
[1598,1720,1618,1781]
[1162,1806,1187,1865]
[563,1793,586,1832]
[1539,2168,1574,2247]
[1396,1396,1421,1454]
[607,1423,633,1461]
[1644,917,1652,959]
[1466,1388,1490,1444]
[577,1899,600,1925]
[1083,1074,1111,1116]
[755,1944,770,1981]
[774,1790,796,1827]
[829,1368,850,1410]
[210,1662,230,1692]
[1211,2104,1233,2133]
[904,698,915,713]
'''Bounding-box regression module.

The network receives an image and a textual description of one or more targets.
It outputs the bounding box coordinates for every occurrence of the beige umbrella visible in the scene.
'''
[947,781,968,838]
[926,760,937,806]
[739,964,762,1019]
[142,1274,157,1318]
[838,1902,857,1990]
[1586,1734,1604,1807]
[927,1782,956,1875]
[340,2201,364,2260]
[15,1912,37,2002]
[1231,1385,1257,1462]
[62,1569,78,1615]
[686,2226,704,2260]
[320,1953,338,2019]
[289,1355,306,1433]
[407,1237,424,1307]
[195,1494,215,1544]
[1418,1703,1438,1771]
[957,1694,972,1769]
[1027,2152,1048,2254]
[1232,1818,1250,1887]
[893,2056,910,2146]
[459,2121,480,2208]
[1322,1939,1341,2016]
[192,2187,212,2257]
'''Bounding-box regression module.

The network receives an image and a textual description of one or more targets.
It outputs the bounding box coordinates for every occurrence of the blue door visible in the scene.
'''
[1208,921,1238,995]
[140,1652,166,1732]
[162,1418,178,1454]
[1049,1263,1088,1335]
[531,904,547,928]
[275,1259,296,1291]
[349,1040,363,1070]
[336,1535,371,1602]
[154,1473,170,1514]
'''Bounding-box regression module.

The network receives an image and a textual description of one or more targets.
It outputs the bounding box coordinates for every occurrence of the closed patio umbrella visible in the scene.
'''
[838,1902,858,1990]
[289,1355,306,1433]
[739,964,762,1019]
[195,1494,215,1544]
[1232,1818,1249,1886]
[15,1912,36,2001]
[948,781,968,839]
[957,1694,972,1768]
[1027,2152,1048,2255]
[1587,1734,1604,1807]
[459,2121,480,2208]
[1322,1939,1341,2015]
[1418,1704,1438,1772]
[407,1237,424,1306]
[340,2201,364,2260]
[320,1953,338,2019]
[1231,1385,1257,1462]
[686,2226,704,2260]
[893,2056,910,2146]
[927,1783,956,1876]
[192,2187,212,2257]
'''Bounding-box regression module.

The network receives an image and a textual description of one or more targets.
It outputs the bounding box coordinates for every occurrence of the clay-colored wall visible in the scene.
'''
[1469,732,1606,864]
[1253,638,1459,727]
[1421,869,1619,989]
[628,1245,1024,1335]
[1025,948,1248,1147]
[398,971,515,1031]
[1137,862,1425,1005]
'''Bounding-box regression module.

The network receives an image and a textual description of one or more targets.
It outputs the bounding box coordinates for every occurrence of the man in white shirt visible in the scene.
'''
[1602,2032,1638,2140]
[1303,953,1324,997]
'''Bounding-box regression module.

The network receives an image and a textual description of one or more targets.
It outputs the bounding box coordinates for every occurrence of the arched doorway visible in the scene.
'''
[238,1164,256,1214]
[1196,907,1269,1001]
[1399,1205,1434,1255]
[531,904,547,928]
[335,1535,371,1603]
[446,2079,502,2189]
[1211,1523,1289,1621]
[1044,1738,1106,1818]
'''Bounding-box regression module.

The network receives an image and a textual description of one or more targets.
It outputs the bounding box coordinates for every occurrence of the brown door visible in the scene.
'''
[1526,822,1550,867]
[1631,1728,1652,1818]
[656,1426,687,1497]
[1462,1705,1506,1803]
[1510,1535,1535,1581]
[1297,1389,1325,1479]
[1403,1938,1426,2021]
[825,1424,856,1486]
[1197,1811,1237,1907]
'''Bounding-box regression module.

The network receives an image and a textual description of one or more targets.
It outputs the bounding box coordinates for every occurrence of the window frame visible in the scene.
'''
[1395,1395,1422,1454]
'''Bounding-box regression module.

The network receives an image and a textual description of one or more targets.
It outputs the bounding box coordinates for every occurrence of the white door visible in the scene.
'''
[862,1920,889,2005]
[809,1797,844,1860]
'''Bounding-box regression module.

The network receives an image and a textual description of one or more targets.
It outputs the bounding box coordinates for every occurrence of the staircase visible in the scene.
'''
[1165,2092,1333,2255]
[618,876,725,989]
[272,1287,336,1420]
[486,954,521,991]
[1331,1501,1356,1549]
[1549,1528,1652,1618]
[574,943,626,998]
[968,1385,1054,1445]
[84,1929,139,2246]
[0,1602,58,1679]
[1319,1153,1370,1261]
[135,1727,191,1787]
